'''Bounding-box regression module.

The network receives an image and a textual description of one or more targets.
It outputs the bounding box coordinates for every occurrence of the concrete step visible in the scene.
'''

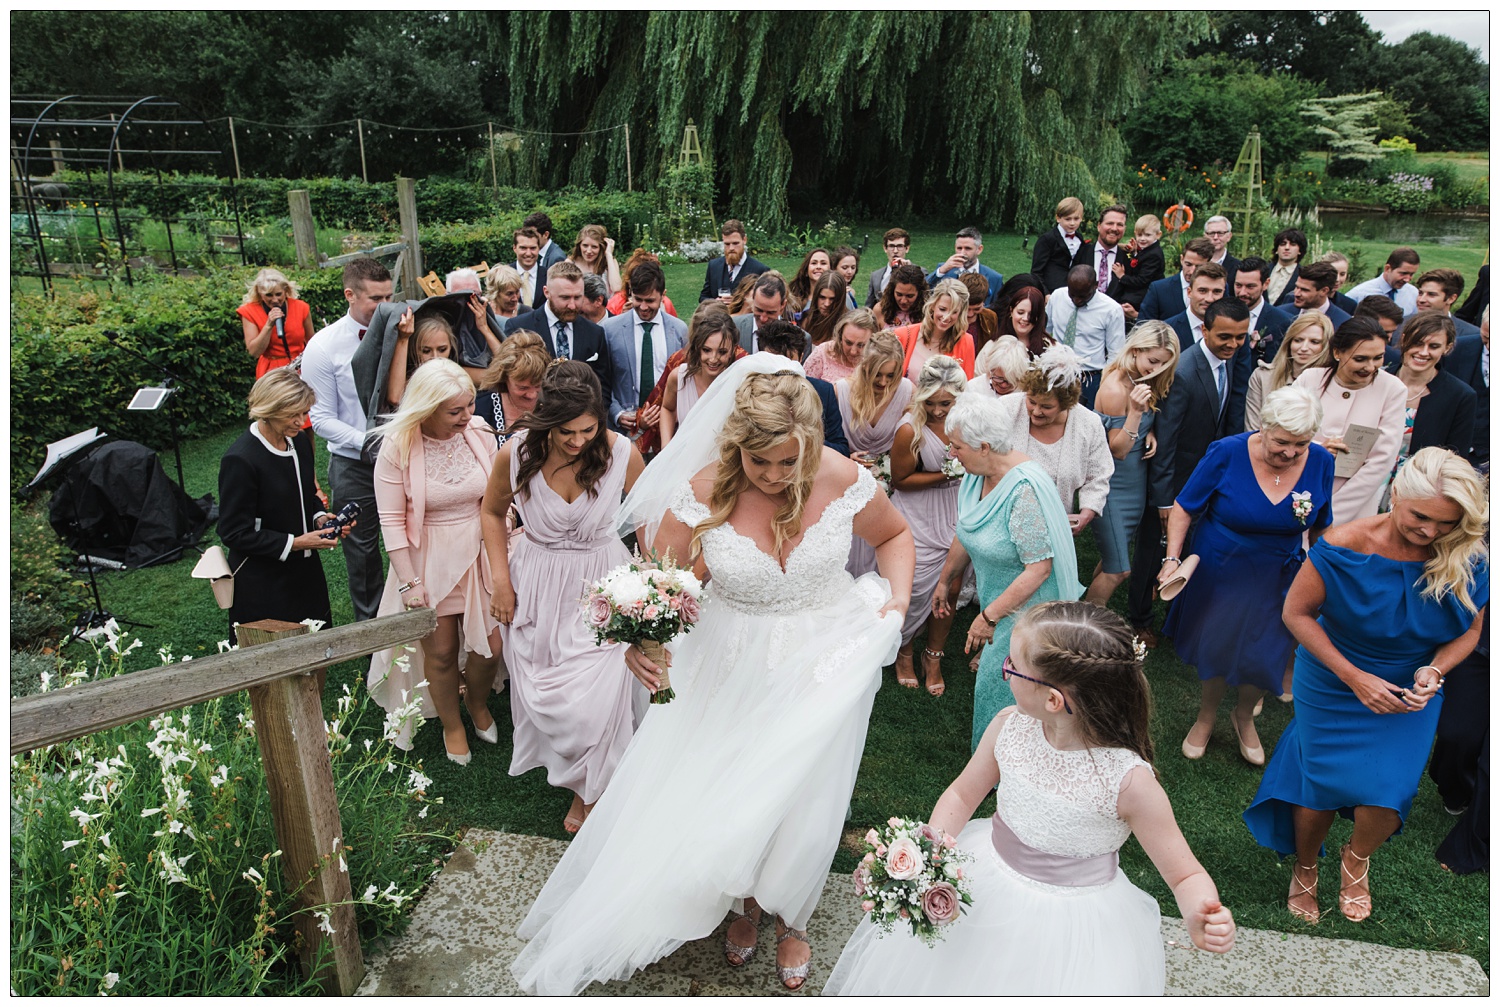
[357,829,1488,996]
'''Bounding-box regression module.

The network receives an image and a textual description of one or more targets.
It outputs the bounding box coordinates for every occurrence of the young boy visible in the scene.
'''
[1032,196,1086,295]
[1115,214,1167,317]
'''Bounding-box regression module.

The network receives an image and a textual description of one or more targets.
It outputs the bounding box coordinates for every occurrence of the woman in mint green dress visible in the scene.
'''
[934,396,1083,750]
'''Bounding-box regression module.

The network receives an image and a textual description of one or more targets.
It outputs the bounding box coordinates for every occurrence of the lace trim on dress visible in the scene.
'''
[423,434,480,486]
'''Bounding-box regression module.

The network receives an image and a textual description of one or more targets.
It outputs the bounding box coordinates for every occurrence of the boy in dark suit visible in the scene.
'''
[1115,213,1167,320]
[1031,196,1086,295]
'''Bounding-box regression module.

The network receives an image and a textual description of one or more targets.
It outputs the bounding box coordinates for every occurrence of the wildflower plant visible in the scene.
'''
[10,633,453,995]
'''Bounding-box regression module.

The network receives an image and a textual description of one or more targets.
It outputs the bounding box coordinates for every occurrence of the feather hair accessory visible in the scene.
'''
[1034,342,1084,392]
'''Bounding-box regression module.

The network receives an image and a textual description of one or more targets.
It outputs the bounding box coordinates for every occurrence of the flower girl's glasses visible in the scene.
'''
[1002,656,1074,714]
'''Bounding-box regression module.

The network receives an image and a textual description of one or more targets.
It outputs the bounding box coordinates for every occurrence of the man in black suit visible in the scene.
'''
[1075,204,1130,304]
[503,259,615,396]
[1137,237,1215,323]
[511,226,547,312]
[1444,314,1489,468]
[1232,256,1294,361]
[865,227,919,307]
[755,319,850,456]
[1316,251,1359,316]
[1128,296,1251,645]
[1267,227,1306,309]
[524,211,568,274]
[1289,261,1351,329]
[1202,215,1240,287]
[699,218,769,303]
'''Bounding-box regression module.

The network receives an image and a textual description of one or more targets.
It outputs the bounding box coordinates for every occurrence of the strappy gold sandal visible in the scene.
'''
[1339,845,1372,922]
[1287,862,1320,923]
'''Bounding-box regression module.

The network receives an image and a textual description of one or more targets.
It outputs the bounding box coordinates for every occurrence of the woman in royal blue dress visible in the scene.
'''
[1160,386,1335,765]
[1244,447,1488,924]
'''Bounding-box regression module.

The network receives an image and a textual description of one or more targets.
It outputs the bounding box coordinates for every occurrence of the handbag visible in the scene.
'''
[1157,554,1201,601]
[191,546,248,610]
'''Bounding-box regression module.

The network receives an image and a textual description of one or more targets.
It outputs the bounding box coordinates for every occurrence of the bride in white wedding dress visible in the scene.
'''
[509,356,915,995]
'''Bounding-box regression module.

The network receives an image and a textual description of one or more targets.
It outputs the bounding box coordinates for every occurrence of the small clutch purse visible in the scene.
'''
[1157,554,1201,601]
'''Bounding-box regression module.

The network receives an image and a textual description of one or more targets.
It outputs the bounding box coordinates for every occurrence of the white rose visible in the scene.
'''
[672,569,703,599]
[607,574,650,608]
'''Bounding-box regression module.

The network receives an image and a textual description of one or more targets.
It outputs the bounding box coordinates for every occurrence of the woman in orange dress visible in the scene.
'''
[237,268,315,378]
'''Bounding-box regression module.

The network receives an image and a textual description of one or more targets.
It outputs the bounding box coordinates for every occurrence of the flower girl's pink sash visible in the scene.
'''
[990,812,1119,887]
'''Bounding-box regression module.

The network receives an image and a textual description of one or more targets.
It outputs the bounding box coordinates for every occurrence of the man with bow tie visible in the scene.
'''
[300,257,393,621]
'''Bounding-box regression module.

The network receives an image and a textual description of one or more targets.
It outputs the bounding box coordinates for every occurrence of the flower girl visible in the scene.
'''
[825,601,1235,995]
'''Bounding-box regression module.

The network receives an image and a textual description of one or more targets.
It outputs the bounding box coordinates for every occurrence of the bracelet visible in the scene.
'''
[1125,429,1141,440]
[1162,557,1181,567]
[1416,664,1444,681]
[981,610,998,628]
[398,577,423,594]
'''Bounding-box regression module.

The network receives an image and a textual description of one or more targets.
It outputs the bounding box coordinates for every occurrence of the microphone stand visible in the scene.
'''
[106,330,186,491]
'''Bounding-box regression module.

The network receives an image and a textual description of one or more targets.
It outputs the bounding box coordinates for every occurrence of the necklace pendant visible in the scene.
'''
[1274,475,1281,486]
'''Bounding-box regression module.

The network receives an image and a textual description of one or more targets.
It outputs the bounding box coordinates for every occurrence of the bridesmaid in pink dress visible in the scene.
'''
[659,302,739,447]
[367,360,502,764]
[482,362,647,833]
[836,329,915,576]
[803,308,877,384]
[889,354,970,696]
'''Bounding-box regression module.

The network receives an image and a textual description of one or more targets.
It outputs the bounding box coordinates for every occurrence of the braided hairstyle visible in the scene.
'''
[1014,601,1154,763]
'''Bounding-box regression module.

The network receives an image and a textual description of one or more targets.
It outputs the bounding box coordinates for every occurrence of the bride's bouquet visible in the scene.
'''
[871,451,894,495]
[583,554,703,704]
[853,817,974,945]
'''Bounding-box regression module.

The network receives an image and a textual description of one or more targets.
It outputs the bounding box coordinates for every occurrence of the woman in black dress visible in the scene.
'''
[217,368,351,629]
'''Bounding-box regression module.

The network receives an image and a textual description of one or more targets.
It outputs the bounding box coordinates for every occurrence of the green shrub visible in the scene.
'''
[9,649,60,698]
[11,502,88,639]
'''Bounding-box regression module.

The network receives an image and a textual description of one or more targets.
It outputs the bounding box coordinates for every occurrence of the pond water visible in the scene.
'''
[1314,211,1488,246]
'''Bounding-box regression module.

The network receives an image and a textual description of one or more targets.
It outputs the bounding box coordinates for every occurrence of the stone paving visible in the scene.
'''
[357,829,1488,997]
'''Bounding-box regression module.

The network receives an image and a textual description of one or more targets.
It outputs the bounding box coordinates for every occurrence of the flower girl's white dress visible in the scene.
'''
[510,467,901,995]
[825,710,1167,995]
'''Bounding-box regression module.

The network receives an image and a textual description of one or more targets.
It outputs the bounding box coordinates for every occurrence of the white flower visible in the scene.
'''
[69,808,100,827]
[301,618,326,633]
[209,766,229,789]
[101,972,119,990]
[418,805,429,819]
[315,910,336,935]
[242,866,263,884]
[672,568,703,599]
[99,832,111,848]
[407,769,432,795]
[361,885,379,903]
[61,839,82,850]
[605,573,650,609]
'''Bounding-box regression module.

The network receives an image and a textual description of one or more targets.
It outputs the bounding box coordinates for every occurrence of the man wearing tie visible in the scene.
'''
[1128,296,1250,647]
[1137,237,1216,323]
[298,257,394,622]
[603,261,686,435]
[504,260,615,397]
[511,226,546,312]
[1045,265,1125,408]
[1347,247,1422,316]
[1077,204,1130,303]
[699,219,768,303]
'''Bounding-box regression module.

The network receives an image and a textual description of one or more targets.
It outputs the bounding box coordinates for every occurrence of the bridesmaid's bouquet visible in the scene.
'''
[853,817,974,945]
[872,451,894,495]
[940,447,966,480]
[582,554,703,704]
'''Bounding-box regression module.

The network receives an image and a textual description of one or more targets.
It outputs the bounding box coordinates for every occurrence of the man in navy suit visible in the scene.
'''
[1267,227,1307,309]
[755,319,850,456]
[1202,215,1240,287]
[1409,269,1483,338]
[1289,261,1351,329]
[1316,251,1359,315]
[1445,316,1489,468]
[699,218,769,303]
[1232,256,1294,361]
[1137,237,1215,323]
[927,226,1004,310]
[524,211,568,274]
[503,259,615,397]
[602,261,687,434]
[1129,296,1251,645]
[1163,262,1253,432]
[510,226,547,312]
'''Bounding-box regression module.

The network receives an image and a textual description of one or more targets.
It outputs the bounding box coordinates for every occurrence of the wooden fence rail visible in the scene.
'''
[10,607,437,995]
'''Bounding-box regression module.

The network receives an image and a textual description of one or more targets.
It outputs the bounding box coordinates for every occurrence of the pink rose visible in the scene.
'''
[862,851,875,865]
[667,595,683,610]
[587,595,612,628]
[899,907,909,919]
[888,817,902,828]
[875,844,887,857]
[679,595,701,624]
[942,835,957,850]
[921,882,960,926]
[853,866,869,895]
[860,899,876,913]
[916,823,940,844]
[884,837,923,881]
[955,867,964,880]
[643,604,660,620]
[864,828,880,845]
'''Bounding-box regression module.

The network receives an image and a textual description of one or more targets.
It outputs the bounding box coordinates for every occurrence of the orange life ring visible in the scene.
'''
[1163,204,1194,233]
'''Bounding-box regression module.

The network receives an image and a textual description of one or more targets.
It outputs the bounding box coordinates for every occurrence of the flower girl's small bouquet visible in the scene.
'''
[940,447,966,480]
[853,817,974,944]
[872,451,894,495]
[582,554,703,704]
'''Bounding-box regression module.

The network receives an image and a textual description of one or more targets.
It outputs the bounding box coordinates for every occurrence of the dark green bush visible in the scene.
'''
[10,502,89,646]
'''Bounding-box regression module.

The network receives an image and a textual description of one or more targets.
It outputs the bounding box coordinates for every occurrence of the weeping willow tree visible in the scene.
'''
[462,12,1208,230]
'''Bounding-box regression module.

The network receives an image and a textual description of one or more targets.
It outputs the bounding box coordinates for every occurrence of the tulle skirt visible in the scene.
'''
[824,817,1165,996]
[509,574,901,996]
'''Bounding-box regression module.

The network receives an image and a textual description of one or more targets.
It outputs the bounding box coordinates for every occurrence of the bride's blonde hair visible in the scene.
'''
[690,372,825,560]
[1390,447,1489,614]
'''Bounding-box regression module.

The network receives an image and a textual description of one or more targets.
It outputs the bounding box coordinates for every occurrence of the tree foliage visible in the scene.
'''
[1119,56,1316,171]
[1300,93,1389,176]
[1187,11,1383,96]
[1373,32,1489,151]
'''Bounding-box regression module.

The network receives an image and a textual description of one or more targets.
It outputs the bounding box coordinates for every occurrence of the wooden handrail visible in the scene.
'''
[10,608,436,755]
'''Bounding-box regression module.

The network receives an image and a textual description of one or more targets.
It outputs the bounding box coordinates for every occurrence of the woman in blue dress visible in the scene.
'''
[1244,447,1488,925]
[932,395,1082,750]
[1086,320,1181,608]
[1160,386,1335,765]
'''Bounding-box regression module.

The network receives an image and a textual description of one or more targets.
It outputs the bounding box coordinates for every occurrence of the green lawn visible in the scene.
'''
[19,408,1487,968]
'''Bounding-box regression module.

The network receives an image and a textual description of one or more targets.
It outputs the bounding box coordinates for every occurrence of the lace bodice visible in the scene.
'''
[993,711,1151,859]
[422,435,487,524]
[669,466,878,615]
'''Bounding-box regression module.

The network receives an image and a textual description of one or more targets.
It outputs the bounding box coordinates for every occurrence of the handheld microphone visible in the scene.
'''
[274,315,285,339]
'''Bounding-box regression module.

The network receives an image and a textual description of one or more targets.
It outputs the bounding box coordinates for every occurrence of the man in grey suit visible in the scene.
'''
[602,261,686,434]
[733,272,811,357]
[864,227,919,307]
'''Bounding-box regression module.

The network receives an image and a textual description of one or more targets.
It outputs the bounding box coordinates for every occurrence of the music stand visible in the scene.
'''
[28,428,153,645]
[127,384,186,491]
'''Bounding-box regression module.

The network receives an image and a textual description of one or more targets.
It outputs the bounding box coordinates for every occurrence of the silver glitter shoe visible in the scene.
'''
[723,908,761,967]
[775,924,811,990]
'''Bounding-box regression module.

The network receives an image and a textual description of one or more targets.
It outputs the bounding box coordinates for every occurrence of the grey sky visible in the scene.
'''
[1360,10,1489,62]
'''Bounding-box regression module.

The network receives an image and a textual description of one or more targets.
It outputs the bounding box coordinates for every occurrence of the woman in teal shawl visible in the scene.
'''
[933,394,1083,749]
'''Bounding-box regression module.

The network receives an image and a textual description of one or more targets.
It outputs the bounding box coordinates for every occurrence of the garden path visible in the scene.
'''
[357,829,1488,997]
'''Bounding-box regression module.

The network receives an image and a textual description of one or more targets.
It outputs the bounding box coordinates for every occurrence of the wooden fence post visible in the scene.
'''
[227,116,243,180]
[288,190,318,269]
[487,122,498,194]
[235,619,364,995]
[396,176,421,297]
[49,139,65,175]
[356,119,368,184]
[624,124,632,193]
